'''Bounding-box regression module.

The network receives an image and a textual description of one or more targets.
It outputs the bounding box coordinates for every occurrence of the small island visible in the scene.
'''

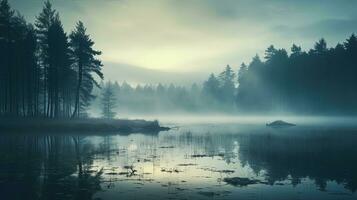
[266,120,296,127]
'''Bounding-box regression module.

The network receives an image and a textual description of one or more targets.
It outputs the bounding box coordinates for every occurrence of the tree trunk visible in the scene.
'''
[71,63,82,118]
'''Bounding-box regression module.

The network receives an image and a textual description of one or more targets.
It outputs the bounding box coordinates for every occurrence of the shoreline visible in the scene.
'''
[0,118,170,134]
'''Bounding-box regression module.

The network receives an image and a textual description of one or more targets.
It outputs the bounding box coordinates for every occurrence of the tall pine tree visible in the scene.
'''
[70,21,103,118]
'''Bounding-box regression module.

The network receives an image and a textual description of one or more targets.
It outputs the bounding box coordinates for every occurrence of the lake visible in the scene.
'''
[1,117,357,200]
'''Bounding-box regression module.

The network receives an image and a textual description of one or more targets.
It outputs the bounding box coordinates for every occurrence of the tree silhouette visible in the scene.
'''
[218,65,236,103]
[2,0,357,116]
[35,0,56,116]
[70,21,103,118]
[0,0,14,115]
[0,0,102,118]
[236,35,357,114]
[47,14,73,118]
[101,82,117,119]
[203,73,220,101]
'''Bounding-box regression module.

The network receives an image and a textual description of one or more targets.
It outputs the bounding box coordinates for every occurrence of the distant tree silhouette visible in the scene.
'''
[218,65,236,103]
[101,82,117,119]
[237,63,247,84]
[203,73,220,101]
[236,35,357,114]
[290,44,302,57]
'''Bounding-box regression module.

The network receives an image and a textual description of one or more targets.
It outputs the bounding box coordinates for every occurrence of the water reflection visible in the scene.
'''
[0,124,357,200]
[237,129,357,192]
[0,135,102,200]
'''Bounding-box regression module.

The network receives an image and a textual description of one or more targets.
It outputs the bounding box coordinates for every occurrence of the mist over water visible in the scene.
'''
[88,109,357,128]
[1,120,357,200]
[1,0,357,200]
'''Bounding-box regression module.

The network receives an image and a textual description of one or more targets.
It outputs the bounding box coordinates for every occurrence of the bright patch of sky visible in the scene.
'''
[9,0,357,83]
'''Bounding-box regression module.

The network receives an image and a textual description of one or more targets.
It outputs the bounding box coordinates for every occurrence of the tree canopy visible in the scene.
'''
[0,0,103,118]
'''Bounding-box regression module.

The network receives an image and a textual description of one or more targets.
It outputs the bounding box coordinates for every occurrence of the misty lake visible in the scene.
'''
[1,117,357,200]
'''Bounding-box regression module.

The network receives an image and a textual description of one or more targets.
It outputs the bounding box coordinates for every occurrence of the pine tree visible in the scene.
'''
[311,38,328,55]
[35,0,56,116]
[101,83,117,119]
[291,44,302,57]
[0,0,104,118]
[0,0,14,114]
[218,65,236,103]
[23,25,40,116]
[47,14,73,118]
[70,21,103,118]
[203,73,220,100]
[237,63,247,84]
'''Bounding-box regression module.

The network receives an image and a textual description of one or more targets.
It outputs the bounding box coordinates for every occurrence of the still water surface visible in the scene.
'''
[1,118,357,200]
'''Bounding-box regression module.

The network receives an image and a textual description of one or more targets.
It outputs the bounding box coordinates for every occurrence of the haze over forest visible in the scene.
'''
[6,0,357,84]
[2,2,357,200]
[1,0,357,117]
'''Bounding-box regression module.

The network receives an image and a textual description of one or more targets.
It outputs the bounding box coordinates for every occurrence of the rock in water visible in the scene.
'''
[223,177,259,186]
[266,120,296,127]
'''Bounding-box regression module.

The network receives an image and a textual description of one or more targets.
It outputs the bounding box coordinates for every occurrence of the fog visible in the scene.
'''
[3,0,357,120]
[2,1,357,200]
[89,78,357,127]
[86,33,357,120]
[123,114,357,127]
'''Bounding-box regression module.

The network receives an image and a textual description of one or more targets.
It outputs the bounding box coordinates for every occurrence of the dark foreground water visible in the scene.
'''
[1,119,357,200]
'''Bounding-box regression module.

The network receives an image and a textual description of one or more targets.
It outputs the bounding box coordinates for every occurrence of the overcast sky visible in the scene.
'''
[8,0,357,84]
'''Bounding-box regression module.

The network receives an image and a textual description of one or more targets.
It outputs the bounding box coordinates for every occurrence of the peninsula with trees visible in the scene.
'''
[0,0,167,133]
[1,0,357,132]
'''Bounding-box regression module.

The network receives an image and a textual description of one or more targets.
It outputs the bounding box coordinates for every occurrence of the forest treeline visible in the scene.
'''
[0,0,103,118]
[91,81,205,115]
[211,34,357,114]
[2,0,357,117]
[236,36,357,114]
[91,66,237,115]
[94,35,357,115]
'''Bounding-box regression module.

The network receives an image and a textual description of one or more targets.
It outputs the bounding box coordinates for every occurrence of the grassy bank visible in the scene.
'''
[0,118,170,133]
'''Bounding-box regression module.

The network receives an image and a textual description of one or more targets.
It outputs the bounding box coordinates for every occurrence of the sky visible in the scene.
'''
[8,0,357,85]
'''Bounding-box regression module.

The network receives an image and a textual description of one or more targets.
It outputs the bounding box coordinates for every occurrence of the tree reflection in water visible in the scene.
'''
[0,135,103,200]
[236,129,357,192]
[0,125,357,200]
